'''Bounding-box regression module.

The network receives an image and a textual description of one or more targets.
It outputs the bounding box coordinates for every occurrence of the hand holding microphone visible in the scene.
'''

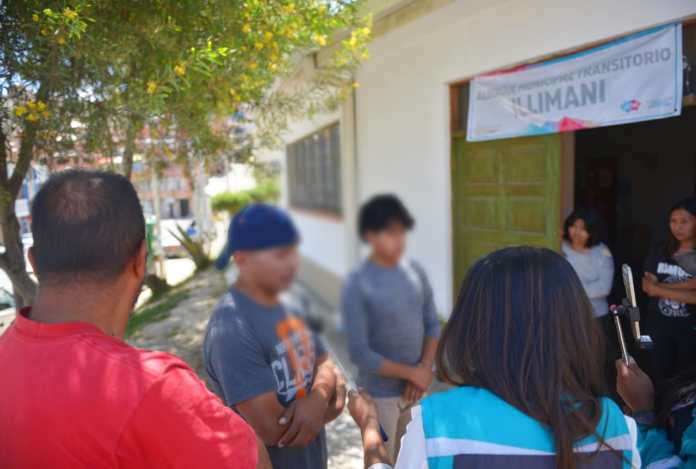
[616,358,655,414]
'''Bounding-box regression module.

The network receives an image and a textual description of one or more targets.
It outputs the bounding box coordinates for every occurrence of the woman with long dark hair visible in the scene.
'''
[562,208,614,319]
[642,197,696,384]
[561,208,617,393]
[349,247,639,469]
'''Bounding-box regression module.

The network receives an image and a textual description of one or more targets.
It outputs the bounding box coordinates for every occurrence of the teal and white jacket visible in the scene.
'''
[370,386,641,469]
[637,418,696,468]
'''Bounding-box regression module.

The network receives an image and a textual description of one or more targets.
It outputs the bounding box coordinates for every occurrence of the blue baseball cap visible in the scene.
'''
[215,203,300,270]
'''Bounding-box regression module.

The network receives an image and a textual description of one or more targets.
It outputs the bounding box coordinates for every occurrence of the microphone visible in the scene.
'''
[621,264,640,340]
[619,264,653,349]
[609,304,630,366]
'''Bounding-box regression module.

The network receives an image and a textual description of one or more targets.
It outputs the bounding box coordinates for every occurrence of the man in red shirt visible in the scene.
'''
[0,170,270,469]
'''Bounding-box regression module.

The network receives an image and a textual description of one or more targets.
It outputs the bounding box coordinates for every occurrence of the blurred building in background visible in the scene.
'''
[133,162,193,220]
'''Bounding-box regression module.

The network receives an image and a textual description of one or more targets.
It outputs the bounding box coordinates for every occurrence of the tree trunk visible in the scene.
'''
[0,123,37,306]
[0,85,46,306]
[0,204,36,307]
[122,115,140,180]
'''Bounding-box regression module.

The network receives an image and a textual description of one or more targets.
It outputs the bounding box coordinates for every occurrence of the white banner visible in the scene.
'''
[467,24,683,142]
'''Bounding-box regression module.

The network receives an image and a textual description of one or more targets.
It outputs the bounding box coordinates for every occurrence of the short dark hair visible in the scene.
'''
[358,194,414,239]
[562,208,605,248]
[31,170,145,285]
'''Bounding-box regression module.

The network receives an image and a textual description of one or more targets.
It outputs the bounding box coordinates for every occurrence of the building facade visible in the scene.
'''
[279,0,696,316]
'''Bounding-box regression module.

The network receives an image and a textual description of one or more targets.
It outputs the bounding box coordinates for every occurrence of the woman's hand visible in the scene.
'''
[642,272,659,297]
[616,358,655,413]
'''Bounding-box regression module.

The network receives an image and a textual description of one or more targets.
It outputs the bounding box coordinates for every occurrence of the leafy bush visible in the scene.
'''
[125,290,189,338]
[169,224,212,271]
[211,180,280,214]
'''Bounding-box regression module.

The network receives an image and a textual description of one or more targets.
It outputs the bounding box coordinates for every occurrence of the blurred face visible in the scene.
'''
[365,222,408,263]
[670,208,696,243]
[568,218,590,249]
[238,244,300,293]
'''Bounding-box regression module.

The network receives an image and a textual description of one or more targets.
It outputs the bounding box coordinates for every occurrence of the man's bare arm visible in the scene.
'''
[236,392,290,447]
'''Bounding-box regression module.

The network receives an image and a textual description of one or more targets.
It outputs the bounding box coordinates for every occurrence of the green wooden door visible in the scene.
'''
[451,134,562,290]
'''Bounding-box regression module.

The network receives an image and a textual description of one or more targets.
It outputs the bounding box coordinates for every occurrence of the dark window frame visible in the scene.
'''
[286,123,342,217]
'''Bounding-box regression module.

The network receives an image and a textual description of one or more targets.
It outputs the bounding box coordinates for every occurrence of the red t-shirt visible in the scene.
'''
[0,308,258,468]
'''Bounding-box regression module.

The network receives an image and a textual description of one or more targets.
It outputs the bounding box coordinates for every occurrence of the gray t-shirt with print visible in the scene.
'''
[203,288,328,469]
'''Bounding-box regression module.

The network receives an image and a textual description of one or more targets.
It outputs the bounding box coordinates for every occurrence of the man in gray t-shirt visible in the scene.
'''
[342,195,441,458]
[204,204,344,469]
[204,288,329,468]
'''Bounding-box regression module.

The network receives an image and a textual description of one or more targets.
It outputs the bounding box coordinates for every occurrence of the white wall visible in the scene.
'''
[281,0,696,314]
[351,0,696,315]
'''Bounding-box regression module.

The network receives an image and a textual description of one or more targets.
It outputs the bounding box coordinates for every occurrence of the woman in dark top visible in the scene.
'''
[643,197,696,384]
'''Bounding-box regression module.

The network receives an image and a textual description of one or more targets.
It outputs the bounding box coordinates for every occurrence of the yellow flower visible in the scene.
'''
[228,88,236,96]
[361,27,370,37]
[26,113,39,123]
[27,101,36,110]
[348,35,357,48]
[284,3,295,13]
[361,51,370,60]
[36,101,47,112]
[313,34,327,47]
[241,74,249,82]
[14,106,27,117]
[146,81,158,94]
[285,27,297,39]
[63,8,78,21]
[352,81,360,89]
[57,36,66,45]
[242,24,252,34]
[318,4,327,14]
[263,31,274,43]
[40,28,49,36]
[174,63,186,76]
[271,54,279,62]
[254,41,264,50]
[32,14,39,22]
[42,8,53,16]
[247,61,258,70]
[268,63,277,72]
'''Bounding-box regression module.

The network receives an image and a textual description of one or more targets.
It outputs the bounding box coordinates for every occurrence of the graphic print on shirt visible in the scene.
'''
[657,262,692,317]
[271,316,316,403]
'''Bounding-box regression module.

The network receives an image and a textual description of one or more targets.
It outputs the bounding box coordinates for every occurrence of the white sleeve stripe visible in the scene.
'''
[394,405,428,469]
[645,456,683,469]
[624,415,642,469]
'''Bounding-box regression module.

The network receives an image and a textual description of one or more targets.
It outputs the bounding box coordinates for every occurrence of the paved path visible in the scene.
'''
[128,267,363,469]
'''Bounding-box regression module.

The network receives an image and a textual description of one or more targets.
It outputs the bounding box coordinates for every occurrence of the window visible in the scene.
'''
[179,199,190,218]
[287,123,342,216]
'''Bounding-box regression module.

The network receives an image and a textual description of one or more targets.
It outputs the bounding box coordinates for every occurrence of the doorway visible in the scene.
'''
[574,106,696,302]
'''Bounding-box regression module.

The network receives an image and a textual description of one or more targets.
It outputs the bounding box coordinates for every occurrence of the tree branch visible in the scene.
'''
[0,115,8,184]
[7,83,48,197]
